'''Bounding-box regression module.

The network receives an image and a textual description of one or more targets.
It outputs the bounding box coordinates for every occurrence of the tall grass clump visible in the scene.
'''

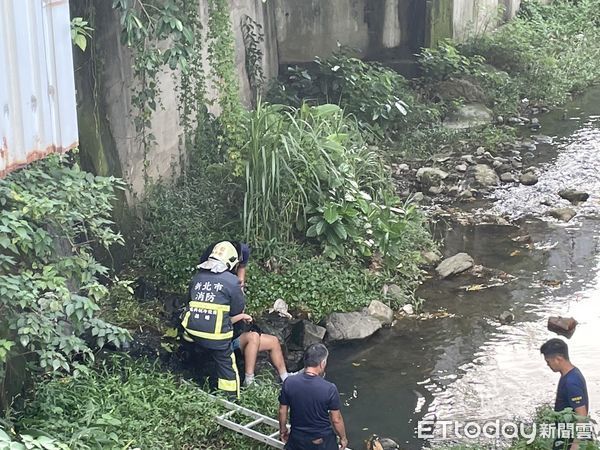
[243,102,433,266]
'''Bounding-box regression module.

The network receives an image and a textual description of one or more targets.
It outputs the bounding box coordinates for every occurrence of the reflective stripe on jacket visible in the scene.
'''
[182,270,245,350]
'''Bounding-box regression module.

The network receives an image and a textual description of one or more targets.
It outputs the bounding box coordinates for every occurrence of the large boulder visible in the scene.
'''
[430,78,487,103]
[520,173,538,186]
[289,320,326,349]
[547,207,576,222]
[472,164,500,187]
[436,253,474,278]
[324,312,382,341]
[416,167,449,187]
[443,103,493,130]
[558,188,589,204]
[367,300,394,325]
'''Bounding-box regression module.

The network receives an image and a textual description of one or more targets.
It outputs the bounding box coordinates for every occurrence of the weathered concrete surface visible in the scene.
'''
[274,0,371,62]
[74,0,278,199]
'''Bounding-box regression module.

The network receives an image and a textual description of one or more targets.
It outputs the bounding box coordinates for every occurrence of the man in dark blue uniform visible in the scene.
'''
[541,338,590,450]
[182,241,245,398]
[278,343,348,450]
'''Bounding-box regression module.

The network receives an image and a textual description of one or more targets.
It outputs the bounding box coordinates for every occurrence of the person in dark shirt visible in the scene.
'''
[200,241,292,386]
[182,241,246,398]
[278,343,348,450]
[540,338,590,450]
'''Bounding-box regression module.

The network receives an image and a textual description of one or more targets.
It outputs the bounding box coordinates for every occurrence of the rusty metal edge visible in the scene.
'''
[0,141,79,179]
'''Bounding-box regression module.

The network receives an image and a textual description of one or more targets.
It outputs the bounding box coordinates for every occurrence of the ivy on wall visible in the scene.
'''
[112,0,248,179]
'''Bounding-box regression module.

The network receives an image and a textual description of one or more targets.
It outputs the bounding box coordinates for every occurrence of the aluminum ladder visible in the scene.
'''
[213,395,286,448]
[211,394,353,450]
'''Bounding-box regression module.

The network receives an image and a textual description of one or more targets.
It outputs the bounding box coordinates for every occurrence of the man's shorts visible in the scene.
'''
[231,337,241,351]
[285,432,338,450]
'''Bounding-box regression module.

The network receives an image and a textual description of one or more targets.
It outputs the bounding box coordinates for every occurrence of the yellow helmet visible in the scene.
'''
[209,241,240,271]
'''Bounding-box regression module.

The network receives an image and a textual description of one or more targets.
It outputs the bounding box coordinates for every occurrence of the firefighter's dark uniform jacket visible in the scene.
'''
[182,269,245,349]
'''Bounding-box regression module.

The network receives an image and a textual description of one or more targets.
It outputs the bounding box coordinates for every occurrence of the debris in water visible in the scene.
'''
[548,316,577,338]
[542,279,562,288]
[534,241,559,250]
[510,250,521,257]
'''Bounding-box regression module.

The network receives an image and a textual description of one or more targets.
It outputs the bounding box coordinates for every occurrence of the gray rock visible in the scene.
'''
[290,320,326,349]
[496,115,504,124]
[520,173,538,186]
[512,160,523,169]
[492,160,503,169]
[459,190,474,199]
[533,134,552,144]
[397,163,410,171]
[428,186,443,195]
[476,146,486,156]
[499,311,515,324]
[497,163,513,174]
[461,155,476,165]
[520,142,537,152]
[324,312,382,341]
[455,164,468,172]
[558,189,589,204]
[507,117,522,125]
[443,103,493,130]
[430,78,487,103]
[421,250,443,266]
[367,300,394,326]
[402,304,415,315]
[416,167,449,186]
[413,192,425,202]
[472,164,500,187]
[548,207,576,222]
[436,253,475,278]
[500,172,517,183]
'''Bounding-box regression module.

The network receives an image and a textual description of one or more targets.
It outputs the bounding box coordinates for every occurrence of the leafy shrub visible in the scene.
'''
[268,48,410,134]
[245,247,386,320]
[0,155,129,400]
[18,356,276,450]
[417,39,485,81]
[131,165,242,292]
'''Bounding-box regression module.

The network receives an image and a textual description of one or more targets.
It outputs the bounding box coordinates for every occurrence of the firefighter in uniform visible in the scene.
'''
[181,241,245,398]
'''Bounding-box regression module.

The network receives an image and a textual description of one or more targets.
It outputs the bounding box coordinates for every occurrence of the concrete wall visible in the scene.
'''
[73,0,277,200]
[274,0,426,63]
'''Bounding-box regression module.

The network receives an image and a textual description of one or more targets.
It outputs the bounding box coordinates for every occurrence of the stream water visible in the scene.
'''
[326,87,600,449]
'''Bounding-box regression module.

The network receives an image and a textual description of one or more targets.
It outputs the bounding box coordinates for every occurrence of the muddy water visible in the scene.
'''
[326,87,600,449]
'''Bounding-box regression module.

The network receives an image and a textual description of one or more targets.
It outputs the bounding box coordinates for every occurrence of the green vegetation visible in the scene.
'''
[0,155,129,409]
[463,0,600,107]
[11,356,276,450]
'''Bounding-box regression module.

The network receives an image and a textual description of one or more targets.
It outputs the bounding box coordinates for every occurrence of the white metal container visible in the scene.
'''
[0,0,78,178]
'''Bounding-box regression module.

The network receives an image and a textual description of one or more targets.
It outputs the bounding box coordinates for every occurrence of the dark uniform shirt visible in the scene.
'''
[555,367,589,412]
[183,270,245,350]
[279,373,341,438]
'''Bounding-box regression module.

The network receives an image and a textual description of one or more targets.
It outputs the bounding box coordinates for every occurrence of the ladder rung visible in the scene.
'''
[244,417,264,429]
[268,431,280,438]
